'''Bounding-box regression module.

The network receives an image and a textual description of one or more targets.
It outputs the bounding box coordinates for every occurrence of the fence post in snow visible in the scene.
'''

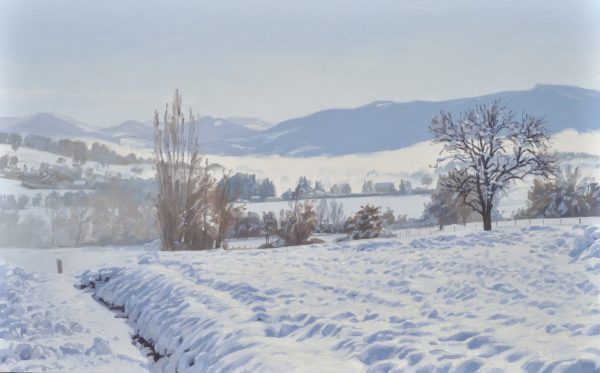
[56,258,63,274]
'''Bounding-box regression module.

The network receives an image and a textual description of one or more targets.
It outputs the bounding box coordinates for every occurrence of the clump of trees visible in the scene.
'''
[421,173,433,189]
[281,177,328,199]
[222,173,276,201]
[0,185,159,248]
[0,154,19,173]
[153,90,241,251]
[430,100,556,231]
[330,183,351,195]
[515,167,600,219]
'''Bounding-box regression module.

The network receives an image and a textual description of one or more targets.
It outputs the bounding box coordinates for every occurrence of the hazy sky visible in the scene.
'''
[1,0,598,127]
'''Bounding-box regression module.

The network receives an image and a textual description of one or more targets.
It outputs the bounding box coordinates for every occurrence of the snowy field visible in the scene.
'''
[2,221,600,372]
[0,143,155,180]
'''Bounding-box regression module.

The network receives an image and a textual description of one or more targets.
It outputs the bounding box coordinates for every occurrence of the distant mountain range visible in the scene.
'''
[201,84,600,156]
[0,114,262,147]
[1,113,113,141]
[97,116,260,146]
[1,84,598,156]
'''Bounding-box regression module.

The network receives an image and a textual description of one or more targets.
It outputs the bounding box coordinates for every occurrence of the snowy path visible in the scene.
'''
[0,246,153,372]
[77,224,600,372]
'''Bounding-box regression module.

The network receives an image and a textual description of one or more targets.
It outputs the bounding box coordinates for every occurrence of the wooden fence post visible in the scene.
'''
[56,258,63,274]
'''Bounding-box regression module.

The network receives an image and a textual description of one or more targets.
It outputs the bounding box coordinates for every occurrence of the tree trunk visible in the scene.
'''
[482,210,492,231]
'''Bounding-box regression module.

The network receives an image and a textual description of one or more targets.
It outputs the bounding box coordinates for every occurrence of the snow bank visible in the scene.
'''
[0,260,148,372]
[80,224,600,372]
[570,226,600,273]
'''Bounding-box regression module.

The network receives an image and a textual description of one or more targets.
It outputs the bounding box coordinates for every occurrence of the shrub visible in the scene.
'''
[350,204,383,240]
[279,199,316,246]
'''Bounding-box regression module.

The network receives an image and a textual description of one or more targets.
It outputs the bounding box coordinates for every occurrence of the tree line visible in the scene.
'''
[0,182,157,248]
[0,132,148,165]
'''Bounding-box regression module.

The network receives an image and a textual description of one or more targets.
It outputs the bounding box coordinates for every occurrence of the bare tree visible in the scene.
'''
[421,173,433,189]
[423,172,474,229]
[45,192,65,246]
[430,100,556,230]
[213,176,243,249]
[138,196,158,242]
[68,193,93,245]
[279,187,316,246]
[316,199,329,229]
[328,199,345,232]
[261,211,278,244]
[91,182,134,244]
[154,90,215,250]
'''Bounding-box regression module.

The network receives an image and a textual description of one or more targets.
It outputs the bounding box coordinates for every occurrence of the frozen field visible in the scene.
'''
[2,221,600,372]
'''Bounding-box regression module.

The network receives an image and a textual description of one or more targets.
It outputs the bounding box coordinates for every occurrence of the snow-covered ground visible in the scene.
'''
[2,221,599,372]
[0,245,155,372]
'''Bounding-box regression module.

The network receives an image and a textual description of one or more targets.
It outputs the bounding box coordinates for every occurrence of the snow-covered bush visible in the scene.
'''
[349,204,383,240]
[516,167,600,219]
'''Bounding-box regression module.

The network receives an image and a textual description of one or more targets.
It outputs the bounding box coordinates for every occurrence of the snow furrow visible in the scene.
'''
[75,224,600,372]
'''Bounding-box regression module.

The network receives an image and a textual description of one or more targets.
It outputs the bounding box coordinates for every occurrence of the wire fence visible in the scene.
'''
[390,216,600,239]
[225,216,600,250]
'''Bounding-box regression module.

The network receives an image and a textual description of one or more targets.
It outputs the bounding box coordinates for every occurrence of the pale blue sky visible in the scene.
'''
[1,0,598,126]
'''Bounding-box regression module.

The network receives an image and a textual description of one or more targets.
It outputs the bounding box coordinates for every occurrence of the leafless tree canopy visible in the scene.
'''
[279,187,316,246]
[154,90,215,250]
[430,100,557,230]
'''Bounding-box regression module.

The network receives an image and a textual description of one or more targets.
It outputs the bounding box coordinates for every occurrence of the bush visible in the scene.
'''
[279,200,316,246]
[233,212,262,238]
[516,167,600,218]
[349,204,383,240]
